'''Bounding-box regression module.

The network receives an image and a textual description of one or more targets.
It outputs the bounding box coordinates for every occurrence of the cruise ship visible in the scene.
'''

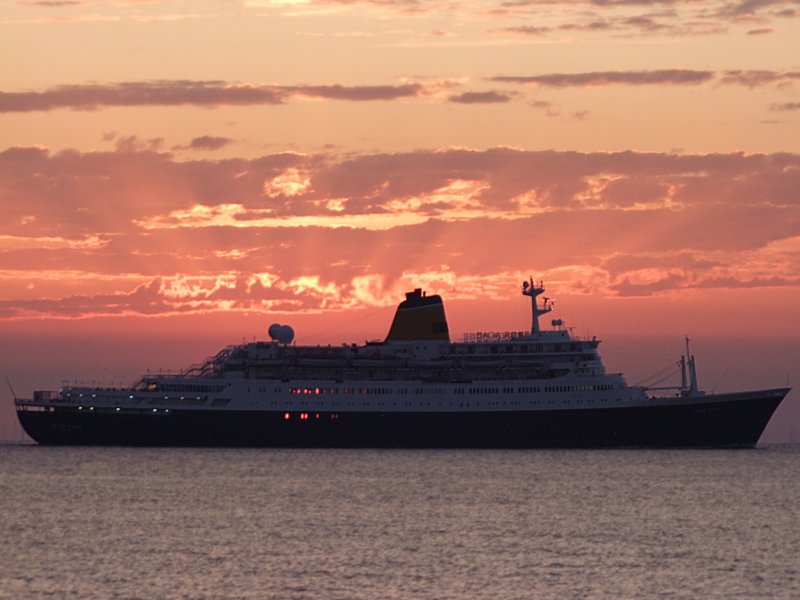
[15,280,789,447]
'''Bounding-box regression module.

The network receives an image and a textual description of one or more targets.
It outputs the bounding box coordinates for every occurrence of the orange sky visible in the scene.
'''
[1,0,799,441]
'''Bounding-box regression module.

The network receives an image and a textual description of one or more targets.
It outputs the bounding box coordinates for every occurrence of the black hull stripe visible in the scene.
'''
[17,392,786,448]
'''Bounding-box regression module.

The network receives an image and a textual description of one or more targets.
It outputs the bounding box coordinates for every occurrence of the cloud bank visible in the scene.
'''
[1,145,798,319]
[3,70,797,114]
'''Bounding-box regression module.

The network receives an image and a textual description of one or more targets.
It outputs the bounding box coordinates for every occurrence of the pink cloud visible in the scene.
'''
[1,146,799,319]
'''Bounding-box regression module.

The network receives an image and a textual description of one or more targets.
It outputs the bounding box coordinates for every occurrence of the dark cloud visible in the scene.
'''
[609,272,688,297]
[501,19,677,38]
[490,69,715,87]
[495,25,551,35]
[288,83,424,101]
[695,275,798,289]
[189,136,233,151]
[770,102,800,111]
[529,100,559,116]
[448,91,513,104]
[0,81,427,113]
[318,0,434,15]
[499,0,682,6]
[114,135,165,153]
[619,15,671,31]
[601,251,723,278]
[719,70,800,87]
[611,273,798,296]
[491,0,800,37]
[490,69,800,90]
[0,279,168,319]
[21,1,83,6]
[0,81,284,113]
[715,0,800,17]
[3,70,796,117]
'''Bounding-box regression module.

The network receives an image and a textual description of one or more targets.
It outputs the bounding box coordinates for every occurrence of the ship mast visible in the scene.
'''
[683,335,700,396]
[521,277,553,335]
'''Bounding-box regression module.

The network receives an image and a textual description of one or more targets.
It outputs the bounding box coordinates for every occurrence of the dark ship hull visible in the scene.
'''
[17,388,788,449]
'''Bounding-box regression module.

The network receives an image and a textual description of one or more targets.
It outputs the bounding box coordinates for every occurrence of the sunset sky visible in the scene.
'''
[1,0,799,441]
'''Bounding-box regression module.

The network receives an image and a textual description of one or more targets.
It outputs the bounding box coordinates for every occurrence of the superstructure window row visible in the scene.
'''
[286,383,620,397]
[150,383,225,393]
[453,341,593,354]
[540,383,616,393]
[289,386,412,396]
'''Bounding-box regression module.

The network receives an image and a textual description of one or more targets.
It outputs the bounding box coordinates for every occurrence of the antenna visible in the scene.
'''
[5,376,17,401]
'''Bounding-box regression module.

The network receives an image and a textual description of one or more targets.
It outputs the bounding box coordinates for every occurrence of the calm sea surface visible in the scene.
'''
[1,445,798,600]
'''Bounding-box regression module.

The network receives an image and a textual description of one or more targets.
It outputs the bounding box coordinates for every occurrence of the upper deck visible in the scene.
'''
[132,280,604,384]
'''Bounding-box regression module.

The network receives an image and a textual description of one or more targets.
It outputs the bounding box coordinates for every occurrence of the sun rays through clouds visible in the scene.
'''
[1,145,798,323]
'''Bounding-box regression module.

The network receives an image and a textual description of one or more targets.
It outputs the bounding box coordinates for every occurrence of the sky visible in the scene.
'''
[1,0,799,442]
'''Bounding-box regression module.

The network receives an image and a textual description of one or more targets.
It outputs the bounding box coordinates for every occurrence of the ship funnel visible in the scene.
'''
[385,289,450,343]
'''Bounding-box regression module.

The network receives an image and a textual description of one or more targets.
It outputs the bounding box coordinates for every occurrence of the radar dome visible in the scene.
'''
[269,323,295,344]
[278,325,295,344]
[268,323,281,340]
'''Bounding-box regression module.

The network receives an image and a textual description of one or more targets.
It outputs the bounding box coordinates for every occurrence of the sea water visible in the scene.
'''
[0,445,798,600]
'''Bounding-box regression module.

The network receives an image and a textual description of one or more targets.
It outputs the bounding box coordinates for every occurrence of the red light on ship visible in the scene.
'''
[284,412,290,420]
